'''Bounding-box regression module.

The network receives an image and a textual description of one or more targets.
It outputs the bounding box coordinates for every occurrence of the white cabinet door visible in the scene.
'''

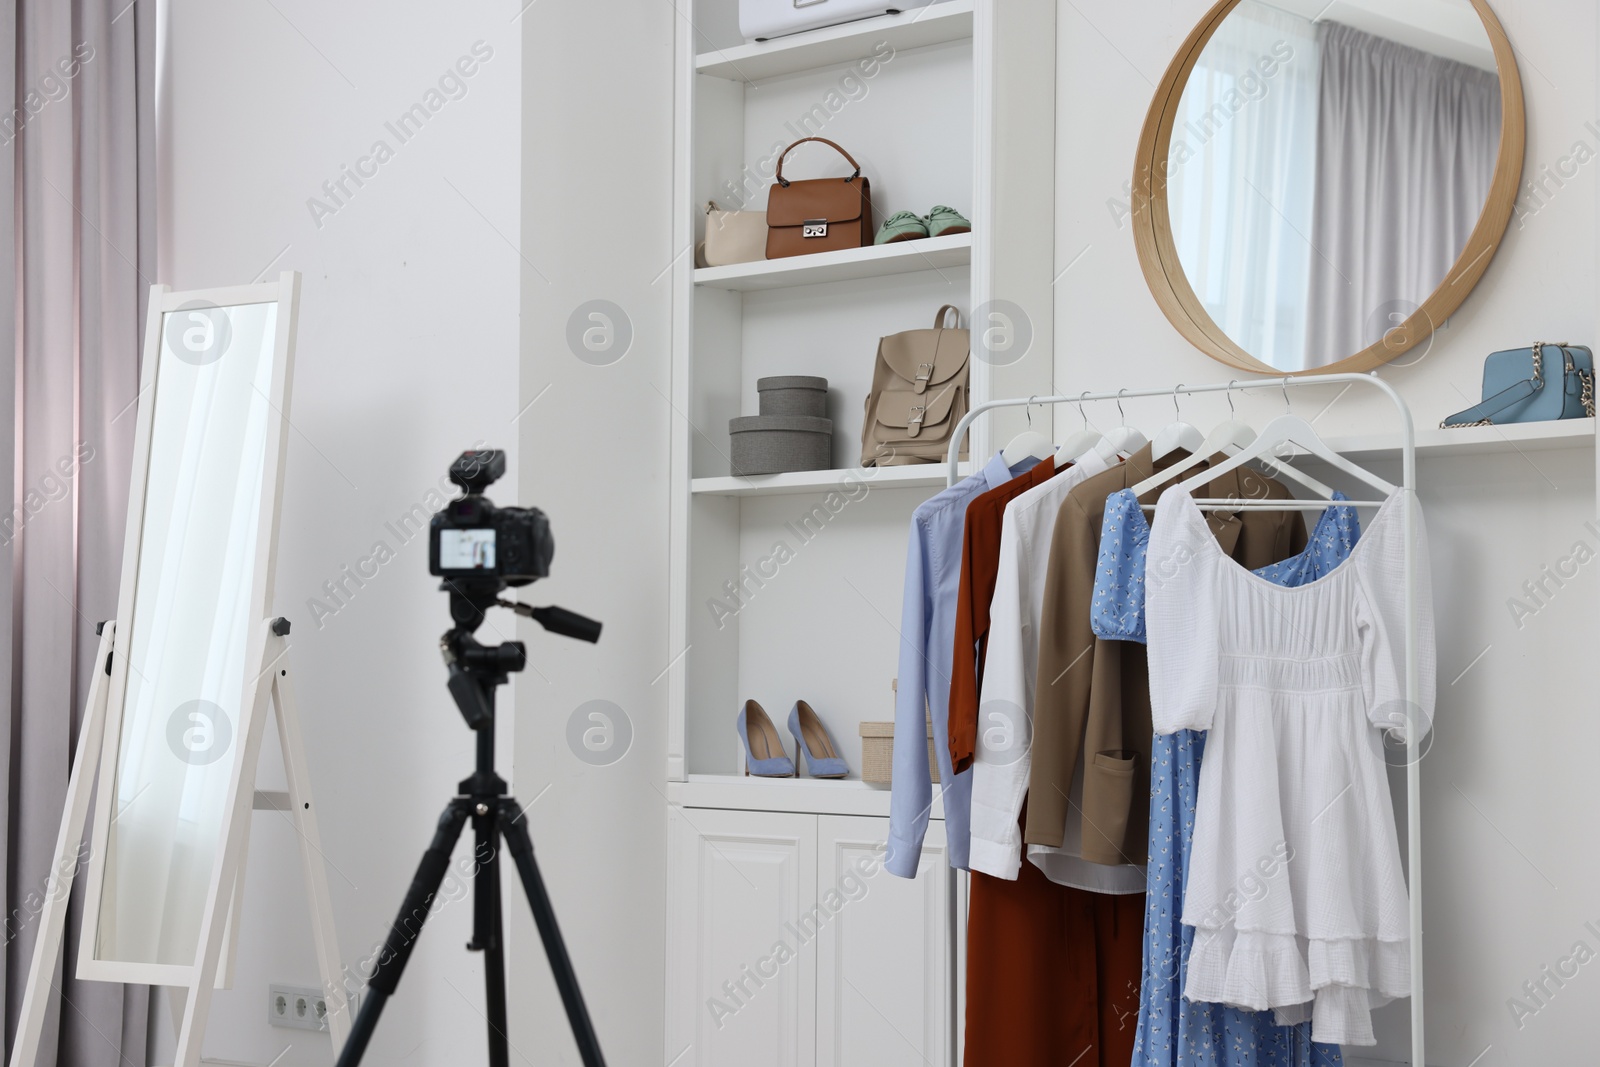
[814,816,949,1067]
[666,807,818,1067]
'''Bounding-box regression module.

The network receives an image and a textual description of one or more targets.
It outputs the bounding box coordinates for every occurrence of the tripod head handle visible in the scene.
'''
[498,600,602,643]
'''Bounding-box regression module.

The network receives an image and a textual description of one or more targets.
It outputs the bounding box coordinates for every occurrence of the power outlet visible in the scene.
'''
[267,983,350,1033]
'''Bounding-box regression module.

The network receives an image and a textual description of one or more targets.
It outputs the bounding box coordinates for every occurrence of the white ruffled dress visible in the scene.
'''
[1144,487,1435,1046]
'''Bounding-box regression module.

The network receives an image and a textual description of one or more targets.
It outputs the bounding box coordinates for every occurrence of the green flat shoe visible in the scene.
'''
[875,210,929,245]
[926,205,971,238]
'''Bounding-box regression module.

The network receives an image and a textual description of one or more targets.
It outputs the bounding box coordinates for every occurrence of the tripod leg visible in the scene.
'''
[336,798,473,1067]
[497,801,608,1067]
[473,809,511,1067]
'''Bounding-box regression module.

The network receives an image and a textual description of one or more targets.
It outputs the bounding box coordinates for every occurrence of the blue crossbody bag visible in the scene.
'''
[1441,342,1595,427]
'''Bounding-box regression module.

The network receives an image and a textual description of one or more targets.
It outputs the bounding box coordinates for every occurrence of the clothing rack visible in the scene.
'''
[947,373,1425,1066]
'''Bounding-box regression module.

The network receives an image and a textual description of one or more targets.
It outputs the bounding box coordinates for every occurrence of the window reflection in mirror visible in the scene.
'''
[95,301,277,966]
[1168,0,1500,370]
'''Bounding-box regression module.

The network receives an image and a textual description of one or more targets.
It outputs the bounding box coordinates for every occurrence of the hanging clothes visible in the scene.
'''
[1092,486,1357,1066]
[887,452,1041,878]
[1023,450,1309,873]
[956,450,1145,1067]
[964,861,1145,1067]
[965,449,1142,892]
[945,456,1066,772]
[1145,487,1436,1046]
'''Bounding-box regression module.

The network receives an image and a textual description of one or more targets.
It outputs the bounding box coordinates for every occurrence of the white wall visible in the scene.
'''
[1059,0,1600,1062]
[512,1,674,1066]
[159,1,521,1063]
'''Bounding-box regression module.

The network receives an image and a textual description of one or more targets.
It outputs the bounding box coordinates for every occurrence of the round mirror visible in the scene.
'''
[1133,0,1525,373]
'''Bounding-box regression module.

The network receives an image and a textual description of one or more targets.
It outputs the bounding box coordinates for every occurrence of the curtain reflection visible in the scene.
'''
[1169,2,1320,368]
[1303,21,1501,366]
[1169,1,1501,371]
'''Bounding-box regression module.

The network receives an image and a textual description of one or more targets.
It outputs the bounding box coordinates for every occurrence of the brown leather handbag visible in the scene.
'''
[860,305,970,467]
[765,137,873,259]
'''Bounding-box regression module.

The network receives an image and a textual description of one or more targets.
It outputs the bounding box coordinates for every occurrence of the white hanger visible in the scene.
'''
[1095,389,1148,463]
[1132,381,1344,500]
[1002,397,1056,465]
[1056,392,1106,465]
[1165,380,1395,507]
[1131,382,1251,497]
[1151,385,1206,460]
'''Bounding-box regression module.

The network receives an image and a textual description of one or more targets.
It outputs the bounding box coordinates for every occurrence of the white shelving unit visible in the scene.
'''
[668,774,944,819]
[1327,414,1595,460]
[694,232,973,291]
[664,5,1057,1062]
[693,0,976,81]
[691,461,970,498]
[667,0,1058,786]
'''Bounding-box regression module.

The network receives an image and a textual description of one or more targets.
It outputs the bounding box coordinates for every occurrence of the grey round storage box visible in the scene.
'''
[729,414,832,475]
[757,375,828,418]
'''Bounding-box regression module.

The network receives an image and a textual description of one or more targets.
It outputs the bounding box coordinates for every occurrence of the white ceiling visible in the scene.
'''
[1260,0,1499,71]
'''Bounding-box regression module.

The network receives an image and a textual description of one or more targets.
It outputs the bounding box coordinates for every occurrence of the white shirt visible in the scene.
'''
[967,450,1147,893]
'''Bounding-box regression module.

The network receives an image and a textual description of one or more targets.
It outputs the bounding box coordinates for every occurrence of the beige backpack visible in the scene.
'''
[860,305,971,467]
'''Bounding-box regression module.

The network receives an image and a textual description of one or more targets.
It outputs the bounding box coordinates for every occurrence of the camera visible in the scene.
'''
[429,449,554,589]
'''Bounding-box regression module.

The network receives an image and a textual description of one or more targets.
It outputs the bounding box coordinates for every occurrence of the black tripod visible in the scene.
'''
[334,600,608,1067]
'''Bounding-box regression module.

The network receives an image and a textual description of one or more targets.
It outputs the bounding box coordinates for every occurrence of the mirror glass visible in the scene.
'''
[95,301,278,966]
[1167,0,1501,370]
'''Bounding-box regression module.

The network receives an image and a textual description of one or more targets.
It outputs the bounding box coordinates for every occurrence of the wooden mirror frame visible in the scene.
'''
[1131,0,1526,375]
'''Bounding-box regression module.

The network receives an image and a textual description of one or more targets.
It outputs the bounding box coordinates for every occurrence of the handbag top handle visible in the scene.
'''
[934,305,960,329]
[774,137,862,187]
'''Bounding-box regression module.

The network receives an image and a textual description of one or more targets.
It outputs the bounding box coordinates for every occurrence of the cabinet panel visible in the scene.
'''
[667,807,819,1067]
[815,817,949,1067]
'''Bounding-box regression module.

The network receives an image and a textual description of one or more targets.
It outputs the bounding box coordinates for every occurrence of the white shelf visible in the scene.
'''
[693,463,970,498]
[694,233,972,292]
[695,1,974,83]
[689,422,1594,500]
[669,773,943,819]
[1322,417,1595,462]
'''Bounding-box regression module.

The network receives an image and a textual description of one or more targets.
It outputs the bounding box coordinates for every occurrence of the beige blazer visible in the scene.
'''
[1025,445,1308,867]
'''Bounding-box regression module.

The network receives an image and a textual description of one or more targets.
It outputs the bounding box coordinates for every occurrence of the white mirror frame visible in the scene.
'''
[77,273,300,985]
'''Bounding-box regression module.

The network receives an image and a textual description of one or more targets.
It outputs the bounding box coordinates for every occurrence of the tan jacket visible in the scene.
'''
[1025,445,1307,866]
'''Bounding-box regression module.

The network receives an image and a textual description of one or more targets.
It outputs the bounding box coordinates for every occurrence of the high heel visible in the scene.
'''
[737,700,795,778]
[787,700,848,779]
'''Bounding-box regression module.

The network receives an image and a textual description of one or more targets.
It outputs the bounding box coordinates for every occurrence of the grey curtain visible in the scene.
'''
[1303,20,1502,365]
[2,1,157,1064]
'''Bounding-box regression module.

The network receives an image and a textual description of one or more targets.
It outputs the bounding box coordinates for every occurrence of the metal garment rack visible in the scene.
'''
[946,373,1426,1066]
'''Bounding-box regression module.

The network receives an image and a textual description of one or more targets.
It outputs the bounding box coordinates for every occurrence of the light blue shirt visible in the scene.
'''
[887,452,1037,878]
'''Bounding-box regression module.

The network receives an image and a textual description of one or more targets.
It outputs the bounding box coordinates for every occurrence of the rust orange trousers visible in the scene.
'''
[964,860,1145,1067]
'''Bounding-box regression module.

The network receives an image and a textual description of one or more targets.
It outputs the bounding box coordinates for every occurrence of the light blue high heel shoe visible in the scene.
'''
[737,700,795,778]
[788,700,848,779]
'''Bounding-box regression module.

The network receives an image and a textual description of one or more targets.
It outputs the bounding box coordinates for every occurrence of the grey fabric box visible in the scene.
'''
[729,414,833,475]
[757,375,829,418]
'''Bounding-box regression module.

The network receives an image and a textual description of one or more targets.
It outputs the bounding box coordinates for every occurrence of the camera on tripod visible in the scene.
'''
[427,449,601,644]
[430,449,552,586]
[333,450,609,1067]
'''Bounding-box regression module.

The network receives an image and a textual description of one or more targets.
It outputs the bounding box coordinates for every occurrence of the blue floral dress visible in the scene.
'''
[1093,487,1358,1067]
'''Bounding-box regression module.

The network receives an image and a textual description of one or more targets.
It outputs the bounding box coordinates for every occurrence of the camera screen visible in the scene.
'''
[439,528,496,569]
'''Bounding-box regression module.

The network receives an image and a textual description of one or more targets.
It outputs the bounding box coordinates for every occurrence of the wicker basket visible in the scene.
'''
[859,719,938,785]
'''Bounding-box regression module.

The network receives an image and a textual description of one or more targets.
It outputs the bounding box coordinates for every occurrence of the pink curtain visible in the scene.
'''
[2,0,157,1062]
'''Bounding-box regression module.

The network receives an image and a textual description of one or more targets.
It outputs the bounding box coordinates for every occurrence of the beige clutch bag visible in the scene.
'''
[702,200,767,267]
